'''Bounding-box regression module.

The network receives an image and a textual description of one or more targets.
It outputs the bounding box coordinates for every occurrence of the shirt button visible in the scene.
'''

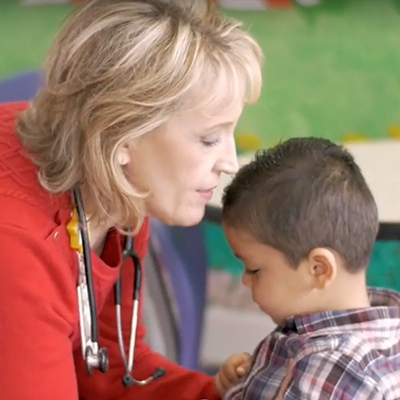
[53,231,60,241]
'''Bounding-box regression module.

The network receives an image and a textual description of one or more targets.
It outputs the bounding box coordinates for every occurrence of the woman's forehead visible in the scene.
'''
[174,94,244,131]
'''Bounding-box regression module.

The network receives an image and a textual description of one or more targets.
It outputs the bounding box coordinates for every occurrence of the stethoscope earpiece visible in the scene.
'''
[122,374,135,387]
[152,367,166,379]
[122,367,166,387]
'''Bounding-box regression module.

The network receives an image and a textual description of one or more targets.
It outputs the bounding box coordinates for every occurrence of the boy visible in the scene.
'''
[221,137,400,400]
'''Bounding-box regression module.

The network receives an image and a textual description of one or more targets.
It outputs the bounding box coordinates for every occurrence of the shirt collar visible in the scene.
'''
[279,287,400,335]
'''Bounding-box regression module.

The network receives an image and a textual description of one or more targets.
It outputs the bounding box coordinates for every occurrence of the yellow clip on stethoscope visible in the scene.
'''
[68,187,165,387]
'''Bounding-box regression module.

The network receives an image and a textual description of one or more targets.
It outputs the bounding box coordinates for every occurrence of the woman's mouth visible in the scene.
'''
[197,189,214,202]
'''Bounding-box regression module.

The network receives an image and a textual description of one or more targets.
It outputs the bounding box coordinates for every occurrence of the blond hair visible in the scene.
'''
[16,0,263,229]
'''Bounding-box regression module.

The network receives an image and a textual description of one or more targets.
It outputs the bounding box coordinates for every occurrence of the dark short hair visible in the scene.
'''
[222,137,378,272]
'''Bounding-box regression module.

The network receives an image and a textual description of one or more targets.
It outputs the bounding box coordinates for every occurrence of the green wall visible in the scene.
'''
[0,2,74,78]
[2,0,400,147]
[229,1,400,146]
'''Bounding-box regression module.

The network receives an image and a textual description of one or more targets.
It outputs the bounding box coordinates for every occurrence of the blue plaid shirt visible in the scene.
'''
[224,288,400,400]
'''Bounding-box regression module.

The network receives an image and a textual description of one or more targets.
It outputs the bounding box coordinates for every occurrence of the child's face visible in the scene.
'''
[223,224,325,325]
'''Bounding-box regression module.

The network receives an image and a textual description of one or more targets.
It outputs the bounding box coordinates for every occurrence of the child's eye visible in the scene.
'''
[245,268,260,275]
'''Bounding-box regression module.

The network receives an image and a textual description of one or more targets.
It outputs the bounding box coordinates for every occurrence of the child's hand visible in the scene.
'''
[214,352,251,396]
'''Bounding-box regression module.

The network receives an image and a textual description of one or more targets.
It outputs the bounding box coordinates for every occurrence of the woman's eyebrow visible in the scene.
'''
[203,121,234,132]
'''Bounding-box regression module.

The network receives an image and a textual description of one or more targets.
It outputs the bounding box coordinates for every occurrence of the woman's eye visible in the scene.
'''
[201,136,221,147]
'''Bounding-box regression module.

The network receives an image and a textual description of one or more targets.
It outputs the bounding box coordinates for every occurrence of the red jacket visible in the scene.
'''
[0,102,218,400]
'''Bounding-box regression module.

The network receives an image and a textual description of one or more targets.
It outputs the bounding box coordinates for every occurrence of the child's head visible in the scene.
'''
[222,137,378,324]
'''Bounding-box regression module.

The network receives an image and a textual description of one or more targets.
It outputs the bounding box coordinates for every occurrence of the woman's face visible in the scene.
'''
[124,96,243,226]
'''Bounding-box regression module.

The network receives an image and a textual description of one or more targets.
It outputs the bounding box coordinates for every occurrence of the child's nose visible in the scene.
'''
[241,273,251,288]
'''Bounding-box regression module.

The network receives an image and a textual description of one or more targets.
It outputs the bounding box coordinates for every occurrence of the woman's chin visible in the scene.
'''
[150,206,206,227]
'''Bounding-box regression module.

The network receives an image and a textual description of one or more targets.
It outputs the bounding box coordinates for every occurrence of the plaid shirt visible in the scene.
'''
[224,288,400,400]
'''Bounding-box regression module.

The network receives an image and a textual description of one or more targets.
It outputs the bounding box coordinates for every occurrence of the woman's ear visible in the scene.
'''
[116,145,130,166]
[307,248,337,290]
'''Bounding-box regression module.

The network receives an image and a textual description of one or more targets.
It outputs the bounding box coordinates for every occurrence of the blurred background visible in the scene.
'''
[2,0,400,372]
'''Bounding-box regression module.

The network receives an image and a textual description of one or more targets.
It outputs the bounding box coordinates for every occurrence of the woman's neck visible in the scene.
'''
[87,219,114,256]
[77,188,114,255]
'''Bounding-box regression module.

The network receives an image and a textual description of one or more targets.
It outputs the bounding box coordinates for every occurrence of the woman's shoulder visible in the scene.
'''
[0,101,69,232]
[0,101,38,192]
[0,101,39,194]
[0,100,28,121]
[0,101,28,142]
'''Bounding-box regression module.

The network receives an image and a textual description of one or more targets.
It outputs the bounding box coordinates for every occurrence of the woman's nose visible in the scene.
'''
[216,138,239,175]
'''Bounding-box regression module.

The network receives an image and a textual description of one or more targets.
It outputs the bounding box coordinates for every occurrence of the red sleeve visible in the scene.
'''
[0,224,79,400]
[76,218,220,400]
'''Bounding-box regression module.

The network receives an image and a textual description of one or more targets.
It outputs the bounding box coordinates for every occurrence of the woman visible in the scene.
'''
[0,0,262,399]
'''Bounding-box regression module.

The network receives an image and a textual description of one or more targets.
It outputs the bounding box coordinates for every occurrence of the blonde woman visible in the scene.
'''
[0,1,263,399]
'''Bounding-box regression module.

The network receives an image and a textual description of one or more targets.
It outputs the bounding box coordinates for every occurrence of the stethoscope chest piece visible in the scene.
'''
[85,345,109,375]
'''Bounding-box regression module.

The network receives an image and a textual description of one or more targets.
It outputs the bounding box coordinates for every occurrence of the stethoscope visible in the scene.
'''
[72,187,165,387]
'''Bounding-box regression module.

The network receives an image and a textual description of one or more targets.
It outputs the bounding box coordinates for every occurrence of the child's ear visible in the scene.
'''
[306,248,337,289]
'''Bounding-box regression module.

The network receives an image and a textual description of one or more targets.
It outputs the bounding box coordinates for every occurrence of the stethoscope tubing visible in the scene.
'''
[73,187,165,386]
